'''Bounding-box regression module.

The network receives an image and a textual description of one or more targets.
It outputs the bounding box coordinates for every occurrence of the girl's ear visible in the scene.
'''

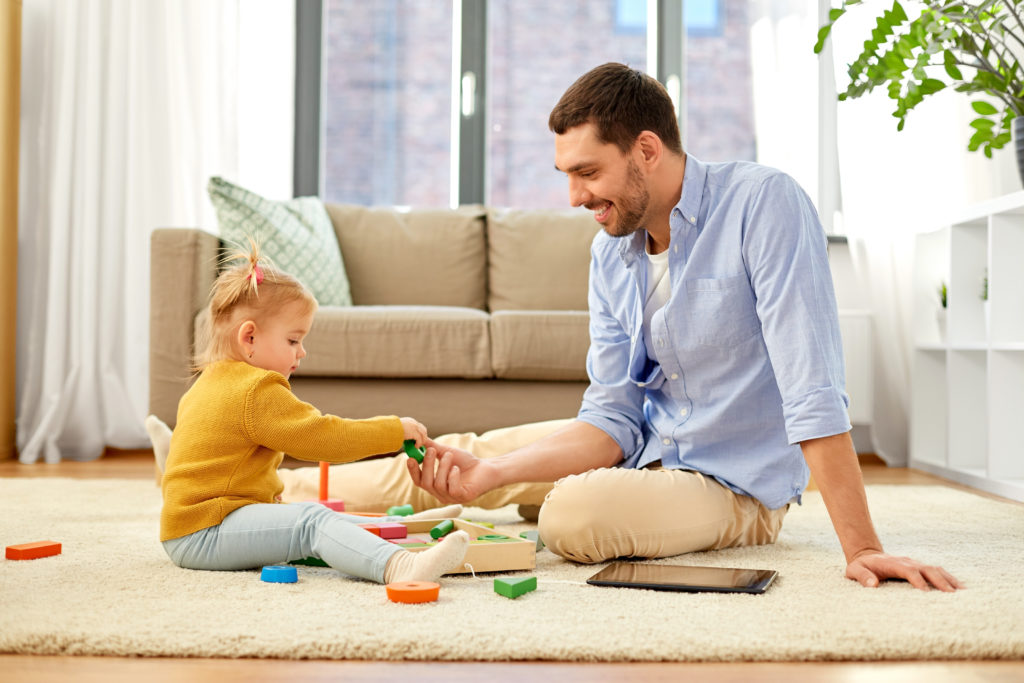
[237,320,257,359]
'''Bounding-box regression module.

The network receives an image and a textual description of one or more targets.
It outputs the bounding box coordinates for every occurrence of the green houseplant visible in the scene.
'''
[814,1,1024,161]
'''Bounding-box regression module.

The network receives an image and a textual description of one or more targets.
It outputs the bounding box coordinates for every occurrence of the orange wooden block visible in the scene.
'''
[6,541,62,560]
[358,524,382,536]
[385,580,439,604]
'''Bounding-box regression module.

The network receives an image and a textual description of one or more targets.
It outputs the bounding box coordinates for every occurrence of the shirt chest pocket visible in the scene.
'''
[682,274,760,347]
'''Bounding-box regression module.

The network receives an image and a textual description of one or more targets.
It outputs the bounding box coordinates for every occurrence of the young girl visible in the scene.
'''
[158,242,469,584]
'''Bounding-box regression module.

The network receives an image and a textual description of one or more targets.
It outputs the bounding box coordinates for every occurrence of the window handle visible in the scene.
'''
[461,70,477,118]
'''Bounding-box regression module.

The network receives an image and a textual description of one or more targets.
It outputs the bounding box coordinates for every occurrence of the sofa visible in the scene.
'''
[149,204,602,436]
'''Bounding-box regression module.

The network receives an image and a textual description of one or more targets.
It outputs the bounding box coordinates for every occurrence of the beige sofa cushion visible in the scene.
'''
[296,305,492,379]
[490,310,590,381]
[487,209,600,312]
[325,204,487,310]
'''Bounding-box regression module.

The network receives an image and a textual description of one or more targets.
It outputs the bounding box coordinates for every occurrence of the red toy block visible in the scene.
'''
[6,541,62,560]
[358,524,382,536]
[376,522,408,540]
[320,499,346,511]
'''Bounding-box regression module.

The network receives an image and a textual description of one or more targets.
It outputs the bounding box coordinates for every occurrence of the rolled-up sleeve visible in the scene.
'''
[576,240,646,459]
[742,174,851,444]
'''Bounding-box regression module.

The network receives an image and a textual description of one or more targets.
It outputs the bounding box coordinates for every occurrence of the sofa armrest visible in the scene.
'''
[149,228,220,427]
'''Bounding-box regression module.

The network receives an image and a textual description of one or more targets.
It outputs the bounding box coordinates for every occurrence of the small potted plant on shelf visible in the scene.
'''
[937,280,948,340]
[981,268,990,335]
[815,1,1024,180]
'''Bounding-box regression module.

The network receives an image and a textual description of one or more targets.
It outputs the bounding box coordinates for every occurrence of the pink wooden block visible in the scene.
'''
[377,522,408,540]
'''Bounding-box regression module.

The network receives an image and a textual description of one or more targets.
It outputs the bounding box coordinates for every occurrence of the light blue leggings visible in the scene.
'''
[162,502,403,583]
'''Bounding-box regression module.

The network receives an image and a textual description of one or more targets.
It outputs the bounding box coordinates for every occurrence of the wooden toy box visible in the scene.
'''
[397,519,535,574]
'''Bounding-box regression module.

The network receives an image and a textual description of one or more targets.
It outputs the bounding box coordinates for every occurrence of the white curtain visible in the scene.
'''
[16,0,293,463]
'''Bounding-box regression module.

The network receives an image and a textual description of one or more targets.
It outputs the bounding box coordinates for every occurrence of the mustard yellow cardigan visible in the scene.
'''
[160,360,403,541]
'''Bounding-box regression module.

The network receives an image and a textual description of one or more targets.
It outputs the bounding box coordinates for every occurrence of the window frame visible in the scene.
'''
[294,0,685,206]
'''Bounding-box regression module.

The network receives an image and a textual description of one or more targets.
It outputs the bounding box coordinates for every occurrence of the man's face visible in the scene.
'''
[554,122,650,238]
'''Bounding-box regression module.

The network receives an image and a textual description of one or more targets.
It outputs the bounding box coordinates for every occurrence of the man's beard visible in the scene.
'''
[605,160,650,238]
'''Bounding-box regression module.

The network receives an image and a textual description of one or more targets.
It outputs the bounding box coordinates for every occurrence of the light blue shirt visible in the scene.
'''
[577,156,850,510]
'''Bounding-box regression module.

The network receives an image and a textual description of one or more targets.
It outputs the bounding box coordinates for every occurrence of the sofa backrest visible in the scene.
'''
[325,203,488,310]
[486,208,600,312]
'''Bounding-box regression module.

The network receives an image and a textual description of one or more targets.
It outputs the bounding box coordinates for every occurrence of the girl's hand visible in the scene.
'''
[399,417,428,446]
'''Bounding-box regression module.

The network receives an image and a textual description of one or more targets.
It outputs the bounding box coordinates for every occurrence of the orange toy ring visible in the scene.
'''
[386,581,440,604]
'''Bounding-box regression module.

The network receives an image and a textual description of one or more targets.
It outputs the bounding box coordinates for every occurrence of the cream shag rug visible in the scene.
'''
[1,478,1022,662]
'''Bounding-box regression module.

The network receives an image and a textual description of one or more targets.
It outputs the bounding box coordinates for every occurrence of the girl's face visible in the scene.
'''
[244,300,313,379]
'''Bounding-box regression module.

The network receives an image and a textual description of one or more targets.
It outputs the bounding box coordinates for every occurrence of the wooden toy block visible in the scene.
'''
[261,566,298,583]
[399,519,535,574]
[358,523,382,536]
[386,580,439,604]
[291,557,329,567]
[403,439,426,463]
[387,504,414,516]
[316,461,345,510]
[520,530,545,551]
[6,541,62,560]
[494,576,537,599]
[430,519,455,539]
[465,519,494,528]
[376,522,407,539]
[319,461,329,500]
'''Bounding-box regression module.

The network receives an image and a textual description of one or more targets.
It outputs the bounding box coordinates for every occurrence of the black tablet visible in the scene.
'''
[586,561,778,594]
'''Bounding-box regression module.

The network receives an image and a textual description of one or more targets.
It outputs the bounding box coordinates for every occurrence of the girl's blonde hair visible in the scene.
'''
[193,238,318,371]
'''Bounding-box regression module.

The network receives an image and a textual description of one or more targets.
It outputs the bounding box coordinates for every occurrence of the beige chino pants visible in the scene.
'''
[277,418,788,564]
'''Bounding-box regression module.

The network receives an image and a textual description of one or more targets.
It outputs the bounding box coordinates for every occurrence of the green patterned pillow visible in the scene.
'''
[207,177,352,306]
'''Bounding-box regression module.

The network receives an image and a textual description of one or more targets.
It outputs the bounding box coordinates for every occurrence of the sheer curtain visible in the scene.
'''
[747,0,965,464]
[16,0,292,463]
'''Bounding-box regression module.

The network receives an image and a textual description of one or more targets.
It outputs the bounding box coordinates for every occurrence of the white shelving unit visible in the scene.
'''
[910,191,1024,502]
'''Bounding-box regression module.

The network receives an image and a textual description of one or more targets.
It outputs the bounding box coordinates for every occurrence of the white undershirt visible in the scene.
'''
[642,244,671,359]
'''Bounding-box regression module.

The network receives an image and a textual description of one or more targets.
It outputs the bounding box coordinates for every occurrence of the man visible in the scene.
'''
[406,63,959,591]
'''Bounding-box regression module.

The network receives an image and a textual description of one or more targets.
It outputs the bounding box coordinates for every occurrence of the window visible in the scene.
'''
[306,0,758,209]
[486,1,648,208]
[321,1,453,206]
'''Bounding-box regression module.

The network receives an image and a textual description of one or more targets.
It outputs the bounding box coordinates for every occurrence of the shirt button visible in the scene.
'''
[670,373,679,380]
[680,407,689,417]
[662,438,671,445]
[689,216,696,224]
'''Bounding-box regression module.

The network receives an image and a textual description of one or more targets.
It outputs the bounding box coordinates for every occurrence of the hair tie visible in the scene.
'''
[248,264,264,285]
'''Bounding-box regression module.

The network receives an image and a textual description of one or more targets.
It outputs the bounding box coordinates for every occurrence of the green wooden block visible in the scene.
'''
[494,576,537,599]
[430,519,455,539]
[291,557,329,567]
[403,439,425,463]
[387,504,415,516]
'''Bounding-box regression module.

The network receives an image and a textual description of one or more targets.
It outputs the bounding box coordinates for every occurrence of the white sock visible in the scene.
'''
[383,530,470,583]
[406,504,463,521]
[145,415,172,473]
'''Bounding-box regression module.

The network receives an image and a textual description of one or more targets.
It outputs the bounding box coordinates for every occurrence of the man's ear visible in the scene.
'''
[237,320,257,357]
[635,130,663,167]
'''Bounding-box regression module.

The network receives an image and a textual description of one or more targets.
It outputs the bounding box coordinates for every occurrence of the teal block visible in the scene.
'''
[494,576,537,599]
[261,566,298,583]
[519,530,545,551]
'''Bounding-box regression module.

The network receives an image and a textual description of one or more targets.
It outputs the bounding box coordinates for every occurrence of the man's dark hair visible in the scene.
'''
[548,62,683,155]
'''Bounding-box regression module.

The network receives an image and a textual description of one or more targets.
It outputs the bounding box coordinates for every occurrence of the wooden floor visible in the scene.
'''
[2,450,1022,683]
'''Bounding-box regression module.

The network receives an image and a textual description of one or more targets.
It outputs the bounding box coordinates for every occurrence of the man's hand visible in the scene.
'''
[404,440,501,504]
[846,550,962,592]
